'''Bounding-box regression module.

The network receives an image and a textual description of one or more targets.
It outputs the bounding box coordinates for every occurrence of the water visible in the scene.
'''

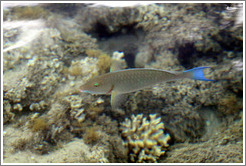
[2,2,243,163]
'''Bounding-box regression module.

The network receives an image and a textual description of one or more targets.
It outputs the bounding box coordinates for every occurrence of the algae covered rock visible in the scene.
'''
[3,2,243,163]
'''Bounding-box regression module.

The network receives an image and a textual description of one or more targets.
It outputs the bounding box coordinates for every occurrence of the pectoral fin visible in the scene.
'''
[111,91,127,110]
[106,85,114,94]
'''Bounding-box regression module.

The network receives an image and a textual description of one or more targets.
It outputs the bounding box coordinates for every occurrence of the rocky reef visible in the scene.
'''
[3,3,243,163]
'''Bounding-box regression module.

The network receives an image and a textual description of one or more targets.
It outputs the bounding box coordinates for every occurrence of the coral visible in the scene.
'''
[29,117,49,132]
[3,21,99,128]
[97,54,112,74]
[76,6,139,34]
[134,44,154,68]
[120,114,170,163]
[68,61,83,76]
[4,56,63,108]
[29,27,63,58]
[135,4,171,32]
[45,17,98,59]
[75,4,238,57]
[85,49,102,58]
[64,57,98,81]
[133,59,241,142]
[3,100,15,124]
[4,114,128,162]
[3,120,52,155]
[62,31,97,57]
[3,27,66,118]
[75,5,148,57]
[83,126,101,145]
[148,57,243,123]
[164,141,243,163]
[3,3,243,164]
[86,49,112,74]
[29,101,47,112]
[13,103,23,111]
[74,3,243,70]
[3,19,46,53]
[68,114,128,163]
[138,4,235,53]
[64,95,86,124]
[45,101,72,142]
[110,51,127,71]
[163,113,243,163]
[11,137,29,151]
[126,90,206,143]
[83,115,128,163]
[43,3,81,17]
[9,6,48,20]
[161,107,206,143]
[218,93,243,116]
[3,126,110,163]
[86,105,104,120]
[4,136,120,163]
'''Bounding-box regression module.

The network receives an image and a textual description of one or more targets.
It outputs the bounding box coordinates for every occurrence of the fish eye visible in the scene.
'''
[94,83,99,87]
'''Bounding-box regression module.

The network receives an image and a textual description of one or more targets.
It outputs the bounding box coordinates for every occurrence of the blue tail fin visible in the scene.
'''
[183,67,214,81]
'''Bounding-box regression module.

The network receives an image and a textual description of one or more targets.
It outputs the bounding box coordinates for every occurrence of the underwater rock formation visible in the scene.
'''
[3,3,243,163]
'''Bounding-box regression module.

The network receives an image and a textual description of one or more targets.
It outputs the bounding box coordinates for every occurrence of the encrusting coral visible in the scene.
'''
[162,112,243,163]
[120,114,170,163]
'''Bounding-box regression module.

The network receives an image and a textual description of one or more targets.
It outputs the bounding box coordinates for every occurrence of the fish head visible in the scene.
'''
[80,77,112,94]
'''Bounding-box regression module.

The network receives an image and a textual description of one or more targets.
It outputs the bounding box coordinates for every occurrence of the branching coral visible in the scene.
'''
[120,114,170,163]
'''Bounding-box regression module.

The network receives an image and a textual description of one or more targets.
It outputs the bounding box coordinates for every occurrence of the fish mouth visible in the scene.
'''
[79,86,93,93]
[79,84,86,91]
[80,89,91,93]
[79,86,90,93]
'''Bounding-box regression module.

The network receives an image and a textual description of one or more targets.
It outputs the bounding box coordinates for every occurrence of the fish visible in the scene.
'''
[80,67,214,109]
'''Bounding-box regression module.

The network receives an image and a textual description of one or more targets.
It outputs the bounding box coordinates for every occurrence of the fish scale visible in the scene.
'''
[80,67,213,109]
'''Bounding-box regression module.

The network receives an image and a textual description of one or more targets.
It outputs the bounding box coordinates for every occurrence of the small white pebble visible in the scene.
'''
[70,81,75,87]
[53,58,59,62]
[30,103,40,111]
[13,103,23,111]
[27,59,35,67]
[25,53,32,59]
[61,77,66,82]
[96,98,104,104]
[54,62,60,69]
